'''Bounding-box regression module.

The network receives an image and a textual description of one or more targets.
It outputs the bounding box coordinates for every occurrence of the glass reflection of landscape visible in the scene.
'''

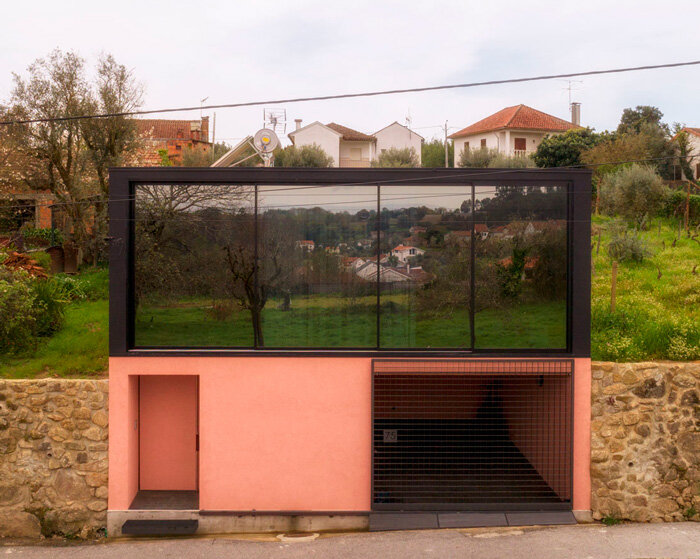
[133,182,567,349]
[474,185,568,349]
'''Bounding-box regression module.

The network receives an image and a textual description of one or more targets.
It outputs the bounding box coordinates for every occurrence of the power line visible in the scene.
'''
[1,60,699,126]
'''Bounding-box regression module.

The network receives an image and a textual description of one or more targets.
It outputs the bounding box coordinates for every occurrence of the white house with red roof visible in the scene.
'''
[389,244,425,263]
[448,105,580,165]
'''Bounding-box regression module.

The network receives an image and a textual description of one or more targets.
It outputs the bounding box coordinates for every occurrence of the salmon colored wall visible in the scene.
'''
[108,374,139,509]
[139,376,198,491]
[572,357,592,512]
[108,357,591,512]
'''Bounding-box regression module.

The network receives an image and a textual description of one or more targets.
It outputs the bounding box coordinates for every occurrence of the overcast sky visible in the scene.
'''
[2,0,699,146]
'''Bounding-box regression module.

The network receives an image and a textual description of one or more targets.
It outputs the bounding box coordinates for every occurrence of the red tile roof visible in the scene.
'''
[326,123,375,142]
[681,127,700,138]
[135,117,209,142]
[449,105,578,139]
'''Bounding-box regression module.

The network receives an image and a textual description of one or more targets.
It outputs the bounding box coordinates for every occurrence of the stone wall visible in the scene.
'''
[0,379,108,538]
[591,362,700,522]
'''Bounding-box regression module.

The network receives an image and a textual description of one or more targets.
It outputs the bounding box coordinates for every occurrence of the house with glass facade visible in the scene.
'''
[107,167,592,535]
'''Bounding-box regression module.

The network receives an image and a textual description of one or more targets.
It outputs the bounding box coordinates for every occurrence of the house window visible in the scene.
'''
[350,147,362,160]
[0,199,36,233]
[464,142,469,150]
[480,139,487,148]
[696,163,700,179]
[514,138,527,151]
[130,178,571,351]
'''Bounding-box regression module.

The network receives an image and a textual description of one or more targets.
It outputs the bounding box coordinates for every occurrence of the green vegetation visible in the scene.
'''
[135,295,565,350]
[0,298,107,378]
[591,216,699,362]
[0,267,108,378]
[601,514,622,526]
[1,214,697,378]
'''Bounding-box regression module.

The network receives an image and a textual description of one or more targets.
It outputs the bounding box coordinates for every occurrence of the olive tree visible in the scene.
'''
[599,164,669,226]
[372,147,419,167]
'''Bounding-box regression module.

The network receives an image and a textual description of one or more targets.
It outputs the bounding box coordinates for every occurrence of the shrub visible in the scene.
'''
[487,153,535,168]
[273,144,334,167]
[32,278,68,336]
[606,221,652,262]
[21,227,64,247]
[0,273,38,354]
[663,189,700,223]
[457,147,498,168]
[599,164,669,226]
[372,147,419,168]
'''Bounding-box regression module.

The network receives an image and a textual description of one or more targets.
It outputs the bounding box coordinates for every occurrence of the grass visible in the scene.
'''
[591,215,700,361]
[134,294,565,349]
[1,216,698,378]
[0,298,107,379]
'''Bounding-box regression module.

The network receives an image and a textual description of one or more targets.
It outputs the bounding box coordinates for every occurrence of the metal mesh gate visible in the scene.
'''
[372,360,573,511]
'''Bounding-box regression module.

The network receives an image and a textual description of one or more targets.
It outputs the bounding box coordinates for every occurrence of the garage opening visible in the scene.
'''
[372,360,572,511]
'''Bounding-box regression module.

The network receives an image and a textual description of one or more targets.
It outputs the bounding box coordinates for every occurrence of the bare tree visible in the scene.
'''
[224,221,296,347]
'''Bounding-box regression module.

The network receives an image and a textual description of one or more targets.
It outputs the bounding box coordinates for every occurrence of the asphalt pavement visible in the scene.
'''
[2,522,700,559]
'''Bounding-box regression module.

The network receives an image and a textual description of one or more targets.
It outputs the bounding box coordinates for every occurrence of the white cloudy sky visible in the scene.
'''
[2,0,699,145]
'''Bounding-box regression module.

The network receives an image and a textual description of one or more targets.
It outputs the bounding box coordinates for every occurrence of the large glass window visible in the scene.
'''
[132,181,570,350]
[258,185,378,348]
[134,184,256,347]
[474,184,568,349]
[378,185,472,348]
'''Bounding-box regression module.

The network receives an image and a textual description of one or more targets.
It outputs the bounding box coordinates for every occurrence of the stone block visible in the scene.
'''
[0,511,41,538]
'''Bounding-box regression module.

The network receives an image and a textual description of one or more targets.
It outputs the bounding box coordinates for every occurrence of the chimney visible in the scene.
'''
[570,102,581,126]
[295,118,302,131]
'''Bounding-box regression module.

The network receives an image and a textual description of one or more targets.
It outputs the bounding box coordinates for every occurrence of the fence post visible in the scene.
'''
[610,260,618,313]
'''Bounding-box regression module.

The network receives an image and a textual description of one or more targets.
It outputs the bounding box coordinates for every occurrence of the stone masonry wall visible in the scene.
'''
[591,362,700,522]
[0,379,108,538]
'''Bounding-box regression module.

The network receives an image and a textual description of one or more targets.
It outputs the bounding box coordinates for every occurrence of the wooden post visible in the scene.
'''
[610,260,618,313]
[686,180,691,236]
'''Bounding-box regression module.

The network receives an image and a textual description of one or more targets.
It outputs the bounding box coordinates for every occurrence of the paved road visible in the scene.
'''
[2,523,700,558]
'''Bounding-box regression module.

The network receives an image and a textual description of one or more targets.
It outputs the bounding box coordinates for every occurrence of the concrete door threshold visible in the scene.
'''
[107,510,368,537]
[369,511,577,531]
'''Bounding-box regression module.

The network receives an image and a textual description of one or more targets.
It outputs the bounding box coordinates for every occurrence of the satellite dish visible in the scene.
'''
[253,128,279,154]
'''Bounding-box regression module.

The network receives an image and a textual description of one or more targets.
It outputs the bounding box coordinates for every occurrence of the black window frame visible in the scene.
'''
[109,167,591,358]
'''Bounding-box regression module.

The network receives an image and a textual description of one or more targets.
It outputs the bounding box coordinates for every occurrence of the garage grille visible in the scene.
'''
[372,359,573,511]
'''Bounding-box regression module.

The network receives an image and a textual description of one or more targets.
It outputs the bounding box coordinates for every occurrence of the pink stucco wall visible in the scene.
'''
[108,356,591,512]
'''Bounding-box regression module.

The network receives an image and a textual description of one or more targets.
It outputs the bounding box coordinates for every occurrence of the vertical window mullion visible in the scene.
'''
[253,184,259,349]
[376,184,381,350]
[469,182,476,350]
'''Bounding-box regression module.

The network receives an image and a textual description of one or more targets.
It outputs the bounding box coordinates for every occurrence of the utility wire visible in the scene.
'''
[1,60,699,126]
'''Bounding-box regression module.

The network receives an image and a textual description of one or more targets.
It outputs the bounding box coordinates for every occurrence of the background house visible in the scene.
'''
[449,104,580,164]
[131,117,212,166]
[288,119,423,167]
[373,121,424,164]
[675,127,700,179]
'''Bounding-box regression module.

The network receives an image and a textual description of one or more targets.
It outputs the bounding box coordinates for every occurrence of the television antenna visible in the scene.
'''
[263,108,287,135]
[559,79,582,105]
[252,128,280,167]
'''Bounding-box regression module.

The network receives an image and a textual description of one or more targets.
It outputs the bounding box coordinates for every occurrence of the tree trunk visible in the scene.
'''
[250,306,264,347]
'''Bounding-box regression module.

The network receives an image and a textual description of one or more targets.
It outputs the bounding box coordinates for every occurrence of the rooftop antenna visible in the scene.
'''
[560,79,582,105]
[263,108,287,136]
